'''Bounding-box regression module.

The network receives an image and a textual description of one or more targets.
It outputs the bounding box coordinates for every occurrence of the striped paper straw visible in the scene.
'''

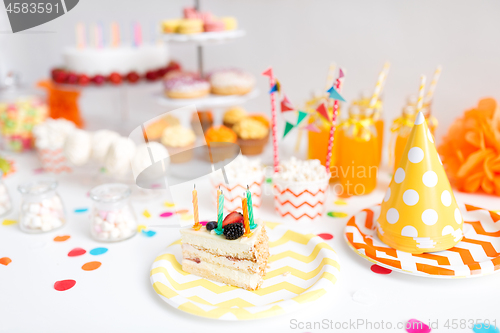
[424,65,442,104]
[416,75,427,113]
[325,75,343,173]
[324,62,337,92]
[369,62,391,109]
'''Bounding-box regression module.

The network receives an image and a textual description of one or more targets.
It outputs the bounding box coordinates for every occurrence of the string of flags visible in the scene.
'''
[267,75,346,138]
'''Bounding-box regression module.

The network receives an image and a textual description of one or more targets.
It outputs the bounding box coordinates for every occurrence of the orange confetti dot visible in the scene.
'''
[176,209,189,215]
[82,261,101,271]
[53,235,71,242]
[0,257,12,266]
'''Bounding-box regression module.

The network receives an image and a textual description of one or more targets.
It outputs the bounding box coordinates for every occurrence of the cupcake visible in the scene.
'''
[161,125,196,163]
[164,77,210,99]
[208,69,255,96]
[144,114,180,142]
[191,111,213,136]
[222,106,247,128]
[233,117,269,156]
[204,125,238,163]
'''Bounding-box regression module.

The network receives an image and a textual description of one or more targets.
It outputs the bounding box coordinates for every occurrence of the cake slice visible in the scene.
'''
[180,217,269,290]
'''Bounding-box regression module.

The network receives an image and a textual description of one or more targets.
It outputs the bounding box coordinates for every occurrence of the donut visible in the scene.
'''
[208,69,255,96]
[164,77,210,99]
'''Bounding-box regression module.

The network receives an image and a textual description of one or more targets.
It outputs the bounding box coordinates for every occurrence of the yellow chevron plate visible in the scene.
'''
[150,222,341,320]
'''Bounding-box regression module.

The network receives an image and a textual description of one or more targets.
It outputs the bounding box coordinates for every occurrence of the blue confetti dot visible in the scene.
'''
[474,324,500,333]
[89,247,108,255]
[74,208,89,213]
[142,230,156,237]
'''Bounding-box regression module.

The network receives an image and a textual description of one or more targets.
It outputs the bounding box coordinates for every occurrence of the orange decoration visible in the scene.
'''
[37,80,84,128]
[438,98,500,195]
[0,257,12,266]
[82,261,102,271]
[53,235,71,242]
[204,125,237,145]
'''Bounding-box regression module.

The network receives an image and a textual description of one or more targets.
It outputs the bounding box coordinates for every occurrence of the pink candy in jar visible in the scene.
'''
[89,183,137,242]
[18,180,65,233]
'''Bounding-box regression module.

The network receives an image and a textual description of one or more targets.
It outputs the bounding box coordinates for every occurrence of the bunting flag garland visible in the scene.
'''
[327,85,346,102]
[316,103,331,122]
[269,83,278,94]
[303,123,321,133]
[283,121,295,138]
[338,68,345,79]
[296,110,308,126]
[280,94,294,112]
[261,68,273,77]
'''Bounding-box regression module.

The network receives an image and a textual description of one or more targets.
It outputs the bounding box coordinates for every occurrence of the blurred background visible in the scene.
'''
[1,0,499,145]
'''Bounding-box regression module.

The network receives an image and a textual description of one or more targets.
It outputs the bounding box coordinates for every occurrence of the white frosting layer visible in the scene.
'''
[64,129,92,166]
[63,44,169,76]
[209,69,255,89]
[91,130,120,163]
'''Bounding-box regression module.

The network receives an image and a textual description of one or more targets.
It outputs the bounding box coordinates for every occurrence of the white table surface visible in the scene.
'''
[1,152,499,333]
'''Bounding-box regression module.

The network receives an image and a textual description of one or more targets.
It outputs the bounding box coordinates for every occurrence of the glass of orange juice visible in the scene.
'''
[352,95,384,166]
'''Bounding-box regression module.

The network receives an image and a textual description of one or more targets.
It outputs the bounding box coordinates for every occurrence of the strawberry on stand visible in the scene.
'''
[108,72,122,85]
[51,68,68,84]
[126,71,140,84]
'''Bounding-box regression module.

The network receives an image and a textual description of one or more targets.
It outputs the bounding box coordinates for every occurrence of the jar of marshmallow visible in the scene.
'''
[89,183,137,242]
[18,180,66,233]
[0,171,12,217]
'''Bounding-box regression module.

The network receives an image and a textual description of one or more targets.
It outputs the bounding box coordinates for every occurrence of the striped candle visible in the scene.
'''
[192,185,200,230]
[424,65,442,105]
[216,190,224,233]
[416,75,427,113]
[368,62,391,110]
[242,196,250,236]
[246,186,256,229]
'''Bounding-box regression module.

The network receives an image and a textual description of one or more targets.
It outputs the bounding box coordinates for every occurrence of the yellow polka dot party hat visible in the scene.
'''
[377,112,463,254]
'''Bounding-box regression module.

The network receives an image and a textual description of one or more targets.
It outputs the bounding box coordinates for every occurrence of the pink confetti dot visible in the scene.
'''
[200,221,209,226]
[159,212,174,218]
[318,233,334,240]
[405,319,431,333]
[68,248,86,257]
[371,264,392,275]
[54,279,76,291]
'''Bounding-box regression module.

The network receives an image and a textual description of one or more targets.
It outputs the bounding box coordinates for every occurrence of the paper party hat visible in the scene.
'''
[377,112,463,254]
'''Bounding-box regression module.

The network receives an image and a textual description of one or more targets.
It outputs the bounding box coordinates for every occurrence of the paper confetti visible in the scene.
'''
[142,229,156,237]
[82,261,101,271]
[175,209,189,215]
[142,210,151,218]
[2,219,17,226]
[54,279,76,291]
[0,257,12,266]
[164,201,175,207]
[74,208,88,213]
[405,319,431,333]
[327,211,349,218]
[181,214,194,221]
[473,324,500,333]
[33,167,45,174]
[160,212,174,218]
[371,264,392,275]
[53,235,71,242]
[89,247,108,256]
[200,221,209,226]
[318,233,334,240]
[68,248,86,257]
[137,224,147,232]
[334,199,348,205]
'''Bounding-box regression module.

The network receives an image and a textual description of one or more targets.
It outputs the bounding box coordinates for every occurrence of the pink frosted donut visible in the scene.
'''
[164,77,210,99]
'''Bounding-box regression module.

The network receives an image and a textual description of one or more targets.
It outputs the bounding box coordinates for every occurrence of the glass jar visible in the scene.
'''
[18,180,65,233]
[0,171,12,217]
[89,183,137,242]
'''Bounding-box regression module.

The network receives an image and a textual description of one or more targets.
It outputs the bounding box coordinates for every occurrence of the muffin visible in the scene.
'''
[144,114,180,141]
[204,125,238,163]
[164,77,210,99]
[161,125,196,163]
[233,117,270,156]
[223,106,247,128]
[208,69,255,96]
[191,111,213,136]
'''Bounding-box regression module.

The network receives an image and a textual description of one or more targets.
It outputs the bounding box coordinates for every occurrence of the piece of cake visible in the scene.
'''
[180,213,269,290]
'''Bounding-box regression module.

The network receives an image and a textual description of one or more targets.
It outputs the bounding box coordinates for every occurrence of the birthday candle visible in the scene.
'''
[192,185,200,230]
[76,23,85,49]
[242,196,250,236]
[246,186,255,228]
[217,190,224,232]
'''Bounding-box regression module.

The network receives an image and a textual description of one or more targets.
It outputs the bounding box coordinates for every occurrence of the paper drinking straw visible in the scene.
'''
[368,62,391,110]
[424,65,442,105]
[325,74,343,173]
[324,63,337,93]
[416,75,427,113]
[263,68,279,173]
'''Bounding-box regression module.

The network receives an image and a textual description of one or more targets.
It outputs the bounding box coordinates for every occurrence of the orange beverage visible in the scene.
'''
[353,96,384,166]
[337,106,379,196]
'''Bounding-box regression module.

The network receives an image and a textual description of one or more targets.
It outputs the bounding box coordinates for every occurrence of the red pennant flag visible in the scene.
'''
[280,94,294,112]
[261,67,273,77]
[316,103,330,122]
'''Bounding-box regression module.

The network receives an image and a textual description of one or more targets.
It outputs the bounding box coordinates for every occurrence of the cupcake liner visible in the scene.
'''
[210,173,264,212]
[273,177,329,222]
[237,133,269,156]
[38,147,71,173]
